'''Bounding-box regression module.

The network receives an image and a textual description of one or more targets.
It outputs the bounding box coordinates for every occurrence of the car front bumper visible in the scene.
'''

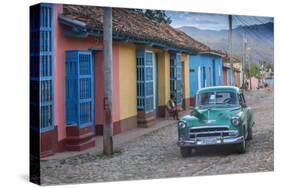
[177,136,244,147]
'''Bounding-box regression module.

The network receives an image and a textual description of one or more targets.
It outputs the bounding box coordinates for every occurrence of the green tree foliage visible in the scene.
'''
[133,9,172,24]
[258,61,274,73]
[144,10,172,24]
[248,64,260,78]
[265,63,274,72]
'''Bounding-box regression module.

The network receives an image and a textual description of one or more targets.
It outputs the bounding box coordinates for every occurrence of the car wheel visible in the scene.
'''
[180,147,192,157]
[236,138,246,154]
[247,125,253,140]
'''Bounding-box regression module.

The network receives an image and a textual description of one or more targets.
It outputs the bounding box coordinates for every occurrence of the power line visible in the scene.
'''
[230,28,267,59]
[234,16,273,46]
[243,35,272,61]
[234,23,271,47]
[245,43,272,63]
[234,16,273,45]
[253,17,269,25]
[254,16,273,25]
[233,16,273,63]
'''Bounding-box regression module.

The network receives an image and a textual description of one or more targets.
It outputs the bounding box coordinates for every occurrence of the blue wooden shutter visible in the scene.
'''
[66,51,94,128]
[66,51,78,125]
[202,66,206,87]
[30,4,54,132]
[144,51,154,112]
[78,52,94,127]
[212,60,216,86]
[170,53,182,105]
[136,49,145,111]
[175,53,182,104]
[136,49,154,112]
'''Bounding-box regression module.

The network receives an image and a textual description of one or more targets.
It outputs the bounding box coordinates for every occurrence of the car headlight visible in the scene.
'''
[178,121,186,128]
[231,117,240,126]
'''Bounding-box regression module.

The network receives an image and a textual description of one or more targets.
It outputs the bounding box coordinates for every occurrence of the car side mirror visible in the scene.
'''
[240,102,247,108]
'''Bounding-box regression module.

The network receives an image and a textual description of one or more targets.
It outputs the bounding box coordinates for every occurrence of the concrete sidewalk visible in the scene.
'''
[42,117,181,161]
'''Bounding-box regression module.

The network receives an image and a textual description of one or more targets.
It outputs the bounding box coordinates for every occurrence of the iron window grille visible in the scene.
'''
[136,49,154,112]
[30,3,54,132]
[66,50,94,128]
[170,53,182,105]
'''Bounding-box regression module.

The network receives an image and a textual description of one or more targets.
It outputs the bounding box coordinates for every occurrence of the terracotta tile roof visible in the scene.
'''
[222,54,241,63]
[221,53,241,72]
[61,5,210,52]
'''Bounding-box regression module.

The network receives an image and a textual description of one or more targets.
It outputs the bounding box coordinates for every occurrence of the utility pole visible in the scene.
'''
[242,32,247,88]
[103,7,113,155]
[228,15,233,85]
[247,53,251,89]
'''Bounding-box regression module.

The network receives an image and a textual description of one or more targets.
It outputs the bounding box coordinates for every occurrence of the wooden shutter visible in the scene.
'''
[176,53,182,104]
[136,49,154,113]
[170,53,182,105]
[144,51,154,112]
[30,4,54,132]
[66,51,94,128]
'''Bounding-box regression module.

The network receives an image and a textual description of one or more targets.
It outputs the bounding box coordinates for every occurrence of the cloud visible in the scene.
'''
[166,11,273,30]
[167,11,228,30]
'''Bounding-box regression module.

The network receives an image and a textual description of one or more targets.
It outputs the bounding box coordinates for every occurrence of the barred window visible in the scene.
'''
[136,49,154,112]
[30,4,54,132]
[170,53,182,104]
[66,51,94,128]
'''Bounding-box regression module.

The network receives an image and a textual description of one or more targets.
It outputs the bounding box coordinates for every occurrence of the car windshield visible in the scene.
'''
[196,91,238,108]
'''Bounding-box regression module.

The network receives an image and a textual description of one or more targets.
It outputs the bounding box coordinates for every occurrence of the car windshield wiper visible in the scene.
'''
[228,104,240,108]
[198,104,216,108]
[215,104,239,108]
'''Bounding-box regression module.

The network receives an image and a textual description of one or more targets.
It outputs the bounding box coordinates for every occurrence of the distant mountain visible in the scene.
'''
[178,22,274,64]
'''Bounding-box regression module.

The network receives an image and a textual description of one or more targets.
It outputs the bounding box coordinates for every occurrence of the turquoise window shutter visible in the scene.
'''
[176,53,182,104]
[136,49,154,113]
[144,51,154,112]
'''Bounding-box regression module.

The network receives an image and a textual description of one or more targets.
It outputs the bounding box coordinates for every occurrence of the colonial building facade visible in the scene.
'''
[188,52,224,106]
[30,3,223,157]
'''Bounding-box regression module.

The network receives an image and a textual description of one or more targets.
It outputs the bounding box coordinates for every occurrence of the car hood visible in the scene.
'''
[182,107,241,126]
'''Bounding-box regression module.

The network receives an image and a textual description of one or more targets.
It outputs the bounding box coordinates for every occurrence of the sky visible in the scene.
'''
[166,11,273,30]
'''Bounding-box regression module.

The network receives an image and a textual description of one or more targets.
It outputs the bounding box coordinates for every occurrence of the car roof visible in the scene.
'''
[197,86,241,94]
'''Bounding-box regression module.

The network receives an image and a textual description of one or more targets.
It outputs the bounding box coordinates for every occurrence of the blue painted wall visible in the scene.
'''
[226,68,233,85]
[189,54,223,97]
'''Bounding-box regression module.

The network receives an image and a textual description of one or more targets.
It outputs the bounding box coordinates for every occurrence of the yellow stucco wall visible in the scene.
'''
[233,62,241,87]
[119,44,173,119]
[151,48,163,109]
[119,43,137,120]
[158,51,170,106]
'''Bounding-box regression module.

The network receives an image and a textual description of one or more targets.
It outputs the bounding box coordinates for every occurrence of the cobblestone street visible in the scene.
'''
[40,88,274,185]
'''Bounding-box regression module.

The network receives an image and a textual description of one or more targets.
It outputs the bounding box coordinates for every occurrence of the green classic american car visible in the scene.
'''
[177,86,254,157]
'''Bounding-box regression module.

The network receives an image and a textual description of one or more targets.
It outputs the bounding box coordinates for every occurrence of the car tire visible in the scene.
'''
[180,147,192,157]
[236,138,246,154]
[247,125,253,140]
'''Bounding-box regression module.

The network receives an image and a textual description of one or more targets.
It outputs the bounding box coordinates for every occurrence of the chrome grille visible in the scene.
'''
[189,126,230,138]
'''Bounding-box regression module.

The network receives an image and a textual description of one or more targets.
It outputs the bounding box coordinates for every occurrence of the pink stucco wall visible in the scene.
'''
[94,44,120,125]
[54,4,120,141]
[94,52,104,126]
[246,77,259,90]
